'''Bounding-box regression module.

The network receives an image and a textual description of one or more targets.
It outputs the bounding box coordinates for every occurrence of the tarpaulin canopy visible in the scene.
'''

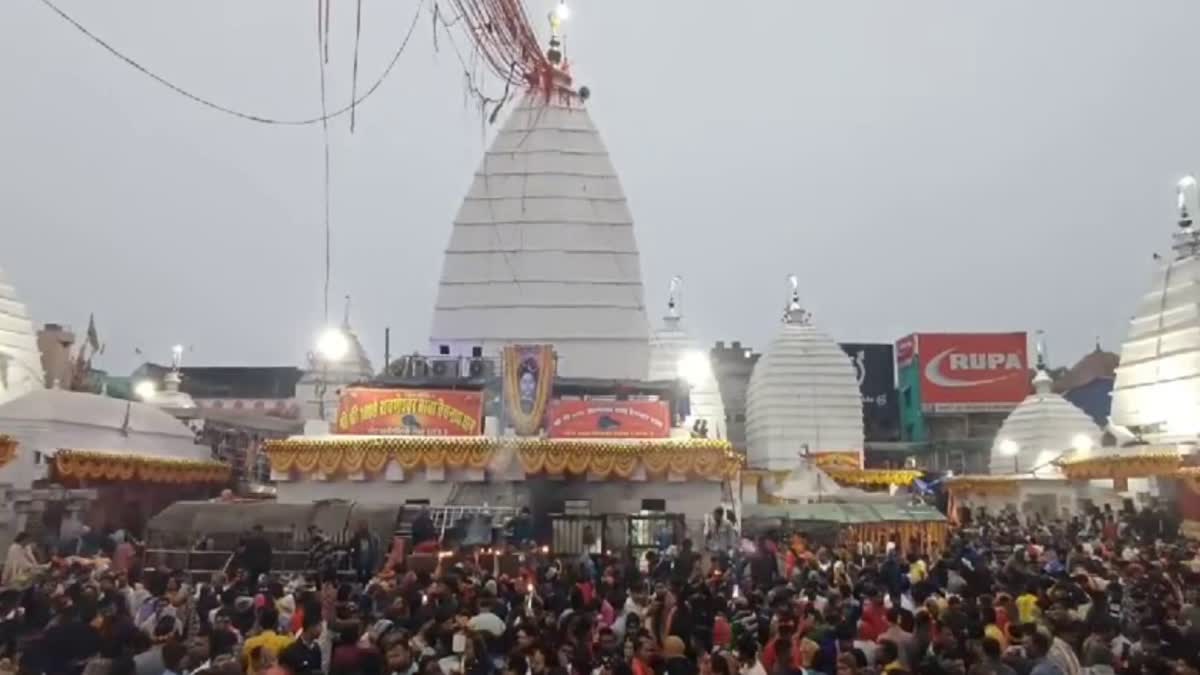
[147,500,403,549]
[743,502,946,525]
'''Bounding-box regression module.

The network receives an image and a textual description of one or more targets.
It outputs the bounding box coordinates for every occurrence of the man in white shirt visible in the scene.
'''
[468,597,505,638]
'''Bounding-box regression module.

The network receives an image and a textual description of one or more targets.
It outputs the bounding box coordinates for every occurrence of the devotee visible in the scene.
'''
[0,499,1195,675]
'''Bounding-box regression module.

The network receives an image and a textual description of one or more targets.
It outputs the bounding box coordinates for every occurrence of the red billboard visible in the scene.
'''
[913,333,1029,412]
[335,388,483,436]
[546,400,671,438]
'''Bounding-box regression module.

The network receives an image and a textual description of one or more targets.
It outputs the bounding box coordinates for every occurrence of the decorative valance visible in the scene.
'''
[823,468,923,487]
[53,450,230,484]
[1058,450,1181,480]
[264,436,742,480]
[0,435,16,470]
[945,475,1020,496]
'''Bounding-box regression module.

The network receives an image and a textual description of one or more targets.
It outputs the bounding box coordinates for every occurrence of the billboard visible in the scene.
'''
[335,388,483,435]
[840,343,900,441]
[546,400,671,438]
[909,332,1029,412]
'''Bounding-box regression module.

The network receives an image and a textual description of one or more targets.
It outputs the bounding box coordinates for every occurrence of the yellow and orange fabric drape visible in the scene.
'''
[1058,451,1182,480]
[514,439,740,479]
[0,435,17,470]
[266,437,494,476]
[945,476,1019,496]
[265,437,742,480]
[845,521,950,556]
[803,453,922,488]
[53,450,230,485]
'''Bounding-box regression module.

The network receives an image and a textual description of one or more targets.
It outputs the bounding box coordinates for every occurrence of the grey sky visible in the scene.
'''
[2,0,1195,374]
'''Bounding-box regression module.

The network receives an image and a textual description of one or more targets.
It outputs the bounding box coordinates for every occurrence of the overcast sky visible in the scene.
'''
[3,0,1197,374]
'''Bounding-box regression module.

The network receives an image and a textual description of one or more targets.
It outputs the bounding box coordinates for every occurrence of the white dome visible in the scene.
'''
[429,82,650,379]
[0,266,45,405]
[991,370,1101,477]
[647,284,726,439]
[746,300,864,471]
[0,389,197,441]
[1111,219,1200,442]
[0,389,208,488]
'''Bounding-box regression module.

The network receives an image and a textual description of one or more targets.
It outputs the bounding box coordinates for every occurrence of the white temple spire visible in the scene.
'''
[428,44,650,379]
[1172,175,1200,258]
[782,274,810,325]
[665,276,682,322]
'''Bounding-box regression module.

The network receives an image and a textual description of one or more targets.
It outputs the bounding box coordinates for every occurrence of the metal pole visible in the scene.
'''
[384,328,391,376]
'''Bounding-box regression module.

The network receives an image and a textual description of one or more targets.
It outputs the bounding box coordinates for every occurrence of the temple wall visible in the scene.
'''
[274,479,458,506]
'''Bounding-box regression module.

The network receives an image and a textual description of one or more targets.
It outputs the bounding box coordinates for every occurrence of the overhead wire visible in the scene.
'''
[317,0,333,323]
[38,0,424,126]
[350,0,364,132]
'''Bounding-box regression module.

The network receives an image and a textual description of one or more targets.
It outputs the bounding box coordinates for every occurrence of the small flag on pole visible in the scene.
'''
[85,314,100,352]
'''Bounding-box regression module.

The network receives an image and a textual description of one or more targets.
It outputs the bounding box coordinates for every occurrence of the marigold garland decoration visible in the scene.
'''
[824,468,922,488]
[0,435,17,470]
[945,475,1020,496]
[812,452,864,471]
[1058,451,1181,480]
[265,436,741,480]
[53,450,230,485]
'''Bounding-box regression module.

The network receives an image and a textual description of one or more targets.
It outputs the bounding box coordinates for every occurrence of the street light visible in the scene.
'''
[554,1,569,22]
[1071,434,1093,453]
[316,327,350,362]
[999,438,1020,473]
[314,327,350,422]
[134,380,157,401]
[676,350,712,386]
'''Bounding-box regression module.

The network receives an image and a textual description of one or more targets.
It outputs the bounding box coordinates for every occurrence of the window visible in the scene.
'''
[734,413,746,423]
[640,499,666,512]
[439,345,451,355]
[471,346,483,357]
[563,499,591,515]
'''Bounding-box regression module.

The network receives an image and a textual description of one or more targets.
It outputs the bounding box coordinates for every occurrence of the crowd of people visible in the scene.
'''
[0,502,1196,675]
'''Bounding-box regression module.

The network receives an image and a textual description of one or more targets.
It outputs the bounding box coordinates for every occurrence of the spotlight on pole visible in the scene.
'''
[677,350,712,386]
[134,380,157,401]
[316,327,350,362]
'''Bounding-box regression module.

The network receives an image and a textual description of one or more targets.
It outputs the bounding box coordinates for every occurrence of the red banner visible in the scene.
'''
[546,400,671,438]
[335,388,482,436]
[914,333,1029,411]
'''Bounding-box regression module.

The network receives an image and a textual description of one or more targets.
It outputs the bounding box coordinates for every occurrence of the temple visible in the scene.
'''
[647,278,726,439]
[266,36,738,548]
[947,343,1114,519]
[428,67,650,380]
[1110,176,1200,443]
[744,277,865,471]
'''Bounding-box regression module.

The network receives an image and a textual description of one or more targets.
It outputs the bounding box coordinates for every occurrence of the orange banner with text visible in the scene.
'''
[546,400,671,438]
[335,388,482,436]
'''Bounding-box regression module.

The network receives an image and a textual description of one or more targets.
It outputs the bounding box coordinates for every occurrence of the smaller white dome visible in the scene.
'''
[746,284,864,471]
[647,279,726,439]
[991,370,1101,477]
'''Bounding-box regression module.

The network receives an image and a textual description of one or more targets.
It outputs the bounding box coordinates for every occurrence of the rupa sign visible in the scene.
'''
[897,332,1030,412]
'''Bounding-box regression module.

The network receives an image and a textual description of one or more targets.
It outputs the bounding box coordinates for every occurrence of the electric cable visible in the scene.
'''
[38,0,424,126]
